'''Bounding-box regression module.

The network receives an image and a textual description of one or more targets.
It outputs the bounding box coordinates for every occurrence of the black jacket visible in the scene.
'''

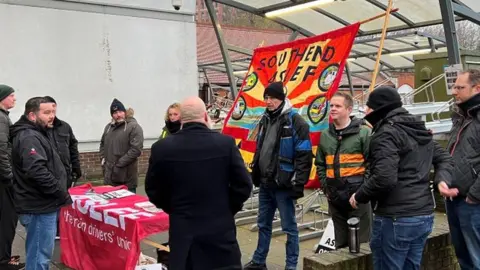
[251,99,312,198]
[0,109,13,186]
[10,115,72,214]
[49,117,80,185]
[145,122,252,270]
[447,93,480,202]
[355,107,453,217]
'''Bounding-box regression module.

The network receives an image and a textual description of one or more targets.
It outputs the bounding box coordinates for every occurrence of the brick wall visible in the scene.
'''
[79,149,151,180]
[304,220,459,270]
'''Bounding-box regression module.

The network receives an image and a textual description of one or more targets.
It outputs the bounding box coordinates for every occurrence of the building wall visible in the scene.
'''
[80,150,151,179]
[0,0,198,152]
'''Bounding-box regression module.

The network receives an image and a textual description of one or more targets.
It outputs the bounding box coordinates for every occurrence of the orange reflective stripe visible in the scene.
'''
[325,154,364,165]
[326,167,365,178]
[326,169,334,178]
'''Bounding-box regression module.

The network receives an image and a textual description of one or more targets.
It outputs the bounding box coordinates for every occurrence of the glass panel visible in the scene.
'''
[376,0,442,22]
[348,62,369,73]
[321,0,405,32]
[366,40,411,51]
[456,0,480,12]
[352,44,378,54]
[276,9,346,35]
[233,0,290,9]
[379,55,413,69]
[397,36,431,48]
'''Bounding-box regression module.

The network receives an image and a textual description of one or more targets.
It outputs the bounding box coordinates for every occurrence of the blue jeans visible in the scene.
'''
[446,197,480,270]
[19,212,58,270]
[370,214,434,270]
[252,187,299,269]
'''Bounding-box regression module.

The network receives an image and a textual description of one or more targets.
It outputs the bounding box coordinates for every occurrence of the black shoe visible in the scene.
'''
[0,261,25,270]
[243,261,267,270]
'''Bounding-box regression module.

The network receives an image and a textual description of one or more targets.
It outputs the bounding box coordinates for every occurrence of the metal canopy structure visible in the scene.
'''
[202,0,480,97]
[199,28,448,93]
[212,0,480,36]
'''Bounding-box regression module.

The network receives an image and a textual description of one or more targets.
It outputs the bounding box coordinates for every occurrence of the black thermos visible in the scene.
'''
[347,217,360,253]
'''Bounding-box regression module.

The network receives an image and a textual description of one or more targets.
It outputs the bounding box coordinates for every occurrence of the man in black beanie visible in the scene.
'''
[0,85,24,269]
[348,86,458,269]
[245,82,312,270]
[100,98,144,193]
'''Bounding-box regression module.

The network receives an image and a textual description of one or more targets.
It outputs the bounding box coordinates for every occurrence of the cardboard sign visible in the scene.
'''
[314,218,336,253]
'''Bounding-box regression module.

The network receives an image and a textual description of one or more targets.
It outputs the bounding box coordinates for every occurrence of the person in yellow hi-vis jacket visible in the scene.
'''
[160,103,181,139]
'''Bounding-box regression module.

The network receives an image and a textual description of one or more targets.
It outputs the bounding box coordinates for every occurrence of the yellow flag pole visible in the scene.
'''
[368,0,394,93]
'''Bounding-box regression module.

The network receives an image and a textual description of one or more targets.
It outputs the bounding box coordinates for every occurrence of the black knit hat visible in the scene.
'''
[0,84,15,102]
[264,82,286,101]
[110,98,126,115]
[366,86,402,110]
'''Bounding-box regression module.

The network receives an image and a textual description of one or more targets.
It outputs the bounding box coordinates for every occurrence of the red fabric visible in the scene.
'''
[221,24,360,189]
[60,184,169,270]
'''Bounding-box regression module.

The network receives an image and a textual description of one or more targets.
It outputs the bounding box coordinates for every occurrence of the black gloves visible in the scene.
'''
[72,167,82,179]
[290,186,304,200]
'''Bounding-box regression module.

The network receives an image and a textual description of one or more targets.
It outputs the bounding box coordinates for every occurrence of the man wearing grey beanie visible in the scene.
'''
[0,84,25,270]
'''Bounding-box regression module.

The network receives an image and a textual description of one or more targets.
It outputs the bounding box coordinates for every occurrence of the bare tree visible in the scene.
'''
[423,21,480,50]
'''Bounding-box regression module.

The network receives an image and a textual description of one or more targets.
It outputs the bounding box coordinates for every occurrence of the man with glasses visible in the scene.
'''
[446,69,480,269]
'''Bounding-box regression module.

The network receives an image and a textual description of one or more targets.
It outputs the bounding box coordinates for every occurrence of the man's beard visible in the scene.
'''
[34,118,49,129]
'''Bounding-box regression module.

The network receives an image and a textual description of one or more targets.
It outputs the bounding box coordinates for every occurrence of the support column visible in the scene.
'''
[345,63,355,96]
[439,0,461,65]
[205,0,238,97]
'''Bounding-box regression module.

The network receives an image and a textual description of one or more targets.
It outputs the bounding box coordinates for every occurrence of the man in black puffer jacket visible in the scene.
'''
[11,97,72,270]
[349,86,458,270]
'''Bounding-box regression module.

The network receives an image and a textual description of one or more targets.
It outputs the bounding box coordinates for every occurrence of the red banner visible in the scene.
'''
[222,24,360,189]
[60,184,169,270]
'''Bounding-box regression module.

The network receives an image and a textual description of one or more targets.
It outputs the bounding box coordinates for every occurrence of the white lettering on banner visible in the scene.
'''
[69,196,155,231]
[104,208,156,230]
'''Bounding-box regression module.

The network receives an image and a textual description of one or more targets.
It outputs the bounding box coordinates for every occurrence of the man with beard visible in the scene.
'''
[100,98,144,193]
[0,85,24,270]
[446,69,480,269]
[10,97,72,270]
[244,82,312,270]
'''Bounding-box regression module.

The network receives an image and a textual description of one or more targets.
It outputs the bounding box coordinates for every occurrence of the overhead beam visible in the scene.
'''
[227,45,252,56]
[288,31,299,41]
[202,66,245,79]
[205,0,238,96]
[452,2,480,25]
[349,45,437,59]
[198,57,251,68]
[366,0,416,27]
[213,0,315,37]
[428,37,436,53]
[439,0,461,65]
[257,0,318,13]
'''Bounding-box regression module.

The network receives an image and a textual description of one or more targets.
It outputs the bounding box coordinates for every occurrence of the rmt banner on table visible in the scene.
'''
[222,23,360,189]
[60,184,169,270]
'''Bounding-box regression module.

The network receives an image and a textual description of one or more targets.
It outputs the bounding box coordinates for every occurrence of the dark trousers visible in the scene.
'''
[446,197,480,269]
[329,200,372,249]
[0,186,18,264]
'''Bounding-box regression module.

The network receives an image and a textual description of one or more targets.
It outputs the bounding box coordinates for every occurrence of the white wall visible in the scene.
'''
[0,0,197,151]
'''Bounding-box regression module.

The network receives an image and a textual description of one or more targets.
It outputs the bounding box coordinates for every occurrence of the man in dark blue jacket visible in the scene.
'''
[11,97,72,270]
[245,82,312,270]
